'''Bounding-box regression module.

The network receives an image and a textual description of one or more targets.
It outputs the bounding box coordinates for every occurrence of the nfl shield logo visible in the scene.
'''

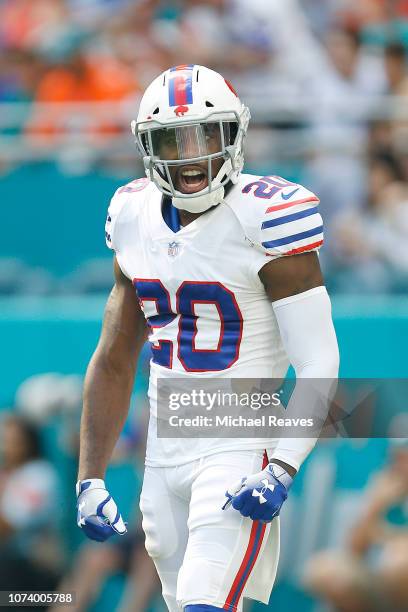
[168,241,182,258]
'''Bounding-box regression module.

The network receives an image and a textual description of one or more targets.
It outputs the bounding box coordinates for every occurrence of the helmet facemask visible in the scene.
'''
[132,108,249,213]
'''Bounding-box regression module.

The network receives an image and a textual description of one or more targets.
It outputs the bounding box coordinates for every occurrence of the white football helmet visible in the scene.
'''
[131,65,250,213]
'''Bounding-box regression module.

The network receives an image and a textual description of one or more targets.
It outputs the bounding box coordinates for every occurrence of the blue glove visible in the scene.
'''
[223,463,293,522]
[76,479,127,542]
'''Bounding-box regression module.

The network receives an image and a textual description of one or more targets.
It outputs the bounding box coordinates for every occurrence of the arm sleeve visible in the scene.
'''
[271,286,340,471]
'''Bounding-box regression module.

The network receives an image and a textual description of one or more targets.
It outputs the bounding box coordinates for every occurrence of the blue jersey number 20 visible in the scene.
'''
[134,279,243,372]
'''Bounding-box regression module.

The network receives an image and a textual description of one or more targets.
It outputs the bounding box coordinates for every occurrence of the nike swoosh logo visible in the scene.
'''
[281,187,300,200]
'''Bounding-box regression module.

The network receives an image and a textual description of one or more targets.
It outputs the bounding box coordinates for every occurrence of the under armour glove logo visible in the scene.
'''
[223,463,292,522]
[252,479,275,504]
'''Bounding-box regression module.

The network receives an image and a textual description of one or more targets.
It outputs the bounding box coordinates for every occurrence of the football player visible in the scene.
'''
[76,65,339,612]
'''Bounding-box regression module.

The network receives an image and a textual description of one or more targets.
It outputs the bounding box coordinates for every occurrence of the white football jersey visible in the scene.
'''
[105,173,323,466]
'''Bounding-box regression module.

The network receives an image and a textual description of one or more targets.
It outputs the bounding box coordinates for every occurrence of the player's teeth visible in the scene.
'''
[182,170,203,177]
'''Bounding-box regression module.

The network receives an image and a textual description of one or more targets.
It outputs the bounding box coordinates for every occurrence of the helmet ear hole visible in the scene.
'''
[205,101,214,107]
[153,107,160,115]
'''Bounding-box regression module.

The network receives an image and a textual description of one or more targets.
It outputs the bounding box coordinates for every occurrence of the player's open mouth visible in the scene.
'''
[176,166,208,194]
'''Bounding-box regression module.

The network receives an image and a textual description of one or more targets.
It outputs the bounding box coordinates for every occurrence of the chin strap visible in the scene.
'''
[172,185,225,213]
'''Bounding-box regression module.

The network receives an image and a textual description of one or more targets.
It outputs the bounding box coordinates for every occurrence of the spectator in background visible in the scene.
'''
[383,42,408,172]
[51,512,160,612]
[0,413,62,598]
[51,397,159,612]
[102,0,170,88]
[176,0,326,101]
[384,41,408,93]
[305,26,386,235]
[0,0,68,51]
[0,49,44,104]
[328,151,408,293]
[334,0,408,42]
[26,45,139,144]
[176,0,273,74]
[303,441,408,612]
[359,0,408,49]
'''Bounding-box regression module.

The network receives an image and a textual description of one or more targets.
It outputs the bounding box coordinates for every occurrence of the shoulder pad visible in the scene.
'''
[105,178,151,250]
[226,174,323,257]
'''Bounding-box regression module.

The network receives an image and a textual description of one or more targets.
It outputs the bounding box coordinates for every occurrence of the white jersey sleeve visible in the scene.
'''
[227,174,323,262]
[105,178,150,251]
[105,177,151,277]
[105,189,125,251]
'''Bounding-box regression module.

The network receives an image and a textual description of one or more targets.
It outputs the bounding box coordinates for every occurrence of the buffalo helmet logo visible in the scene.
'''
[175,105,189,117]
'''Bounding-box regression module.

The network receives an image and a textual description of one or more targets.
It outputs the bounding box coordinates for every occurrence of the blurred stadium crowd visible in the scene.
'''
[0,373,163,612]
[1,0,408,294]
[1,1,408,611]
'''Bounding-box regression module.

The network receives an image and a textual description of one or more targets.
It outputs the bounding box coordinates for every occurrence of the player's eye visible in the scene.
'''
[205,123,218,138]
[163,131,175,144]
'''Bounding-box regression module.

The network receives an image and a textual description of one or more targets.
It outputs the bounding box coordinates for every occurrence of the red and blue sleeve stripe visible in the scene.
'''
[260,198,324,253]
[262,225,323,249]
[168,65,194,107]
[261,206,319,230]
